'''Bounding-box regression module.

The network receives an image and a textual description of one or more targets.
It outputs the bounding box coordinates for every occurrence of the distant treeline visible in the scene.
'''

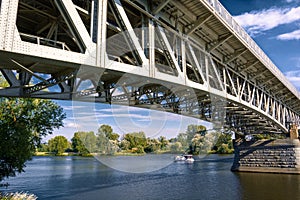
[38,124,234,156]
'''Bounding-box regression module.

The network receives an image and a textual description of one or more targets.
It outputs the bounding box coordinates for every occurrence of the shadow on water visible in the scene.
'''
[236,172,300,200]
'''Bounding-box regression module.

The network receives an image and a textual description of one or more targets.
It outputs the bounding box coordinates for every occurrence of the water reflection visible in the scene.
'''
[237,172,300,200]
[96,154,174,173]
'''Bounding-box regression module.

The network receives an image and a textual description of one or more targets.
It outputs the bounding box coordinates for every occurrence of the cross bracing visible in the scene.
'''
[0,0,299,134]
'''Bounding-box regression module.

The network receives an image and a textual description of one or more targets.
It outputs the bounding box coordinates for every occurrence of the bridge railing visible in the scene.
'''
[205,0,300,99]
[19,33,71,51]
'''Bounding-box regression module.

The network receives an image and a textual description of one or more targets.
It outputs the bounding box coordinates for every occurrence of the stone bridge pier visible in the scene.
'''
[232,126,300,174]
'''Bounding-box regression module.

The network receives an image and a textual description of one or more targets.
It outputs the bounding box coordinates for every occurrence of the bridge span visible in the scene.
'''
[0,0,299,135]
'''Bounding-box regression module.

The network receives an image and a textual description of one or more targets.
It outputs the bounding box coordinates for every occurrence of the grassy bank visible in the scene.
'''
[34,152,94,157]
[35,150,234,157]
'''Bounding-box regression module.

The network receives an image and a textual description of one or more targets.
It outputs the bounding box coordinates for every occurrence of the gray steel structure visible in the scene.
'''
[0,0,299,134]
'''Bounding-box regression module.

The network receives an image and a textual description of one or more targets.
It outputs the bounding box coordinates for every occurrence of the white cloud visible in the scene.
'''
[277,29,300,40]
[61,105,87,111]
[234,7,300,36]
[64,122,79,128]
[284,70,300,90]
[96,106,147,113]
[285,0,300,2]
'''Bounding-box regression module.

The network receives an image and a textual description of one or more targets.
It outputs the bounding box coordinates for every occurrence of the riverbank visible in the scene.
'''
[34,151,146,157]
[35,150,234,157]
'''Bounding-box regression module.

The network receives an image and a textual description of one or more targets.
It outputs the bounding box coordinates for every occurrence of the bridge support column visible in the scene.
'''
[232,139,300,174]
[290,124,299,140]
[0,0,18,51]
[95,0,108,67]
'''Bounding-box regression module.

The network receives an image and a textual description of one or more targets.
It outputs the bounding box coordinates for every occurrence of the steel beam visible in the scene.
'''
[186,14,212,36]
[224,48,248,64]
[207,33,232,52]
[152,0,172,15]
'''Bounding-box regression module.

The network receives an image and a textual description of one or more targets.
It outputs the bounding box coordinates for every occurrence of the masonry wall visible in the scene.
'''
[231,139,300,174]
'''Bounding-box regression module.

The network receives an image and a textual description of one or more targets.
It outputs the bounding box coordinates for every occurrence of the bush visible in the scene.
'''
[0,192,37,200]
[132,145,145,154]
[170,142,182,153]
[217,144,234,154]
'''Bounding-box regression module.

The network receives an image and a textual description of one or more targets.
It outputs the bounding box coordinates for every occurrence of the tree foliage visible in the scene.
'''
[158,136,169,150]
[48,136,69,155]
[170,142,182,153]
[96,133,118,155]
[186,124,206,141]
[123,132,147,149]
[189,132,219,155]
[0,98,66,181]
[71,131,96,155]
[96,125,119,154]
[176,133,188,150]
[212,133,234,154]
[144,138,161,153]
[98,124,120,140]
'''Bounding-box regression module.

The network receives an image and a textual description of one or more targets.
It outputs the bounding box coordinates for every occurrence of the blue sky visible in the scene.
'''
[220,0,300,87]
[44,100,209,141]
[45,0,300,141]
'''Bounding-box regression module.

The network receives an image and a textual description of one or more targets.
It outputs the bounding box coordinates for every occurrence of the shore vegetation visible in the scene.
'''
[36,124,235,157]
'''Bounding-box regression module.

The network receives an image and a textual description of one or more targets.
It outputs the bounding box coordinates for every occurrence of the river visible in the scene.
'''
[1,154,300,200]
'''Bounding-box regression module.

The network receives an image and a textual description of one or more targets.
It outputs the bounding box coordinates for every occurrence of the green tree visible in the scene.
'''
[217,143,233,154]
[158,136,169,150]
[144,138,161,153]
[177,133,188,150]
[37,143,49,152]
[212,133,234,154]
[98,124,119,140]
[71,131,97,155]
[189,132,220,155]
[96,125,119,154]
[0,76,9,87]
[48,136,69,155]
[98,124,120,141]
[0,98,65,181]
[120,139,130,150]
[170,142,182,153]
[109,132,120,141]
[96,133,118,155]
[98,124,113,135]
[186,124,206,142]
[134,145,145,154]
[123,132,147,149]
[71,132,84,153]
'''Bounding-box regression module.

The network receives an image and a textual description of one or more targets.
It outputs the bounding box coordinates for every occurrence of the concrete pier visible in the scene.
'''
[231,139,300,174]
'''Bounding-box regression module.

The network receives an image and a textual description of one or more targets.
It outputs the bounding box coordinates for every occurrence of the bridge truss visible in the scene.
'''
[0,0,299,134]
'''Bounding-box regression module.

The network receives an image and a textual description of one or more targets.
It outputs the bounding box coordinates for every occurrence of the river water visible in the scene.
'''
[1,154,300,200]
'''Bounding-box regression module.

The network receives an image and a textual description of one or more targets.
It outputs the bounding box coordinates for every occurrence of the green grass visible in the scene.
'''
[113,152,145,156]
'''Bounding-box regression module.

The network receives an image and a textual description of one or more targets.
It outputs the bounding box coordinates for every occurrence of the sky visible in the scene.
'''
[220,0,300,88]
[45,0,300,142]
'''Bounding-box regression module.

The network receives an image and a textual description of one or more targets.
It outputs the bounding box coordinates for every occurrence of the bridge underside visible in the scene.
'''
[0,0,299,135]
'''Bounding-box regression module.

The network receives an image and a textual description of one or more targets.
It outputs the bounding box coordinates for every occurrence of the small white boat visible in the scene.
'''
[174,154,194,163]
[184,155,195,163]
[175,155,186,161]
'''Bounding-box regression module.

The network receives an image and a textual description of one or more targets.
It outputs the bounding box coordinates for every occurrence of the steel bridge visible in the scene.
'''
[0,0,299,135]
